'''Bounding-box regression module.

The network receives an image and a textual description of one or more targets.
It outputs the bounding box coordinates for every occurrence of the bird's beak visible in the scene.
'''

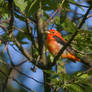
[45,31,50,34]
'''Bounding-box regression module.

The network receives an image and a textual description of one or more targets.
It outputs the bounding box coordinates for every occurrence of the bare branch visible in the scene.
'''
[9,44,22,54]
[12,37,47,69]
[0,24,7,32]
[8,0,14,36]
[15,8,37,23]
[14,26,24,32]
[69,2,89,8]
[44,0,65,28]
[3,42,8,53]
[7,47,15,66]
[12,37,33,61]
[15,59,27,67]
[13,78,35,92]
[36,2,46,65]
[87,14,92,18]
[26,18,38,49]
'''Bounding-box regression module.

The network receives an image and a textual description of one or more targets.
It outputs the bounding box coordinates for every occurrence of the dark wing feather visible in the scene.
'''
[53,35,75,54]
[53,36,66,45]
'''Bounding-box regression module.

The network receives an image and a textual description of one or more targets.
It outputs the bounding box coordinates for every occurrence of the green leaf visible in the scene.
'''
[14,0,27,12]
[25,0,38,17]
[0,1,9,18]
[77,73,88,79]
[61,18,77,33]
[55,16,60,25]
[66,84,84,92]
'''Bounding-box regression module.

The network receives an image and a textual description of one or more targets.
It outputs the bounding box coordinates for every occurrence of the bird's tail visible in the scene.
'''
[62,53,91,68]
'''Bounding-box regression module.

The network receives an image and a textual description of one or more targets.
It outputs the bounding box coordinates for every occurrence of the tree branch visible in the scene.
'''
[87,14,92,18]
[13,78,35,92]
[12,37,48,69]
[0,24,7,32]
[26,18,38,49]
[8,0,14,36]
[15,8,37,24]
[69,2,89,8]
[7,47,15,66]
[36,2,46,65]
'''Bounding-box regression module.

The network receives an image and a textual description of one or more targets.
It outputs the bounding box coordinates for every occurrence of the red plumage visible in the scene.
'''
[46,29,80,62]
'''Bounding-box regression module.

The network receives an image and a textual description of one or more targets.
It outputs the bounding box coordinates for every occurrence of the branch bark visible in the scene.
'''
[36,2,46,65]
[8,0,14,36]
[26,18,38,49]
[12,37,48,69]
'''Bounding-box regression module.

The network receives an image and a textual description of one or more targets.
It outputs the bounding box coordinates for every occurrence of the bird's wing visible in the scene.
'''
[53,35,75,55]
[53,36,66,45]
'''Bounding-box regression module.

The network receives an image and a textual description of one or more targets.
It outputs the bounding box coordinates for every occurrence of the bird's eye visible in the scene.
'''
[51,31,54,34]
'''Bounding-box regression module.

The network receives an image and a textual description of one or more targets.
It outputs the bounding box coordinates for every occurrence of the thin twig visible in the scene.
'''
[87,14,92,18]
[69,2,89,8]
[26,18,37,49]
[7,47,15,66]
[0,24,7,32]
[3,42,8,53]
[12,37,33,61]
[14,26,24,32]
[44,0,65,27]
[9,44,22,54]
[15,59,27,67]
[13,78,35,92]
[15,8,37,23]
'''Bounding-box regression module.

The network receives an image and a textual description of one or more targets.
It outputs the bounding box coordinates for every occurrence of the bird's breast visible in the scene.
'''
[46,40,63,55]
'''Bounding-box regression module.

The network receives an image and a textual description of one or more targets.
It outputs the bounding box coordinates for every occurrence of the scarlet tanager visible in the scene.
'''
[45,29,82,62]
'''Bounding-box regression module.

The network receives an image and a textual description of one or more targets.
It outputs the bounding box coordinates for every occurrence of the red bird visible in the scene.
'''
[46,29,80,62]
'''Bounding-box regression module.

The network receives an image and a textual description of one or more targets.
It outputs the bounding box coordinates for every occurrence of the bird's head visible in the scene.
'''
[45,29,65,41]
